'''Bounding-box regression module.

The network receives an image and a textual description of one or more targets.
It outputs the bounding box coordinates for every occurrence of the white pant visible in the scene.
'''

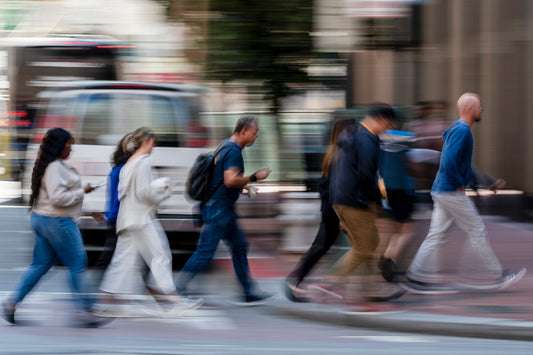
[100,221,175,294]
[408,192,502,282]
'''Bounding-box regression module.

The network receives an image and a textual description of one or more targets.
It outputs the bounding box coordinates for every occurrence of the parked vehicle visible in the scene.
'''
[23,81,210,267]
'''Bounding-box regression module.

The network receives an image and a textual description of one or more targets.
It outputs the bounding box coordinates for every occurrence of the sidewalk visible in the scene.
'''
[222,213,533,341]
[1,186,532,340]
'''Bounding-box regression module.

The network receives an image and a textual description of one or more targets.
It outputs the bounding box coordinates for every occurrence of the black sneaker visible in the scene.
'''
[284,279,309,303]
[236,293,277,306]
[2,302,15,325]
[78,310,115,328]
[364,287,407,302]
[378,256,395,282]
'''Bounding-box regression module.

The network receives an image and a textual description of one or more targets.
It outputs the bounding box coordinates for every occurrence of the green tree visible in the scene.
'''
[206,0,313,115]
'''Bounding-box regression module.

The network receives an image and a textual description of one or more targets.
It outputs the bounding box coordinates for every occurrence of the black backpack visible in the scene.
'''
[185,142,230,202]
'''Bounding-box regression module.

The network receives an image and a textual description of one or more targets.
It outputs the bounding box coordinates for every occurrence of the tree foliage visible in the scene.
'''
[206,0,313,112]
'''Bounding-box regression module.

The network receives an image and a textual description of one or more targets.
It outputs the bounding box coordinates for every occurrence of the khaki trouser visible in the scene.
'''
[331,204,379,280]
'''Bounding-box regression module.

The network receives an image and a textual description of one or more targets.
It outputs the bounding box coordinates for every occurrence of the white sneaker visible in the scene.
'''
[160,297,204,317]
[493,268,526,290]
[454,268,527,291]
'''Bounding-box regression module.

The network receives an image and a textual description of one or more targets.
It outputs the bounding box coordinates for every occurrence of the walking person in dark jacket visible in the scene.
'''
[328,104,402,305]
[284,118,355,302]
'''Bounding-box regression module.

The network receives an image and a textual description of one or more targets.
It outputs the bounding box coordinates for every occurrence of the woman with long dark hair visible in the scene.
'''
[2,128,108,327]
[284,118,355,302]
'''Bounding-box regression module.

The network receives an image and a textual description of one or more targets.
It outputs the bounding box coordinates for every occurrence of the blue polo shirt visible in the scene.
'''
[209,140,244,207]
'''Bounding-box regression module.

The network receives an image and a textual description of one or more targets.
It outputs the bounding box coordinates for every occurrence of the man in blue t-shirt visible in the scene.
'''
[407,93,525,290]
[175,116,274,305]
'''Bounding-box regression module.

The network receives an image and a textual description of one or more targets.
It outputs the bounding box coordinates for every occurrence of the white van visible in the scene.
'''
[24,81,212,266]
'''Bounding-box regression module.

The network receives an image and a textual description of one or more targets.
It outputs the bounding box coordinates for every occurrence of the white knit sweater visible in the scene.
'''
[116,154,171,233]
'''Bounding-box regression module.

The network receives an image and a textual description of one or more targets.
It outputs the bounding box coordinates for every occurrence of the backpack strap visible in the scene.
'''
[205,141,232,202]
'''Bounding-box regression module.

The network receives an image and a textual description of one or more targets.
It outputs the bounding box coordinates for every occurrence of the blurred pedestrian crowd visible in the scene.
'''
[1,94,526,326]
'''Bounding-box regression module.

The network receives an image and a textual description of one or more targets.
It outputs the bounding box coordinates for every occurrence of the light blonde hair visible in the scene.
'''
[124,127,156,153]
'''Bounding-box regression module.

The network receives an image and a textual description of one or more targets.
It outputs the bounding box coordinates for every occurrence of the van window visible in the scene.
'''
[151,95,178,147]
[118,93,150,132]
[79,94,112,144]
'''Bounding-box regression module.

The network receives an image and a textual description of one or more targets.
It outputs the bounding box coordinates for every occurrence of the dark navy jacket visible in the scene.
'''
[329,123,381,209]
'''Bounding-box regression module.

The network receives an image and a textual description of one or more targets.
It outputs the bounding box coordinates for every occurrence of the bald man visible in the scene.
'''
[406,93,525,292]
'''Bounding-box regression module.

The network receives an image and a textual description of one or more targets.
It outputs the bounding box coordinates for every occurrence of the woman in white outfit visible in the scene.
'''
[100,128,197,310]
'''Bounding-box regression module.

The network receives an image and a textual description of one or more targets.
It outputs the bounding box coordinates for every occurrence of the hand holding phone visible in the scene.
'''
[93,181,106,189]
[85,181,105,194]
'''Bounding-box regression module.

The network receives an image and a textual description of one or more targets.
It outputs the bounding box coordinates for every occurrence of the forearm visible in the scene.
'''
[224,172,257,188]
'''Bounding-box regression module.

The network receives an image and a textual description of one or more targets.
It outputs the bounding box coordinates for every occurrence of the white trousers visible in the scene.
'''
[408,192,502,282]
[100,221,175,294]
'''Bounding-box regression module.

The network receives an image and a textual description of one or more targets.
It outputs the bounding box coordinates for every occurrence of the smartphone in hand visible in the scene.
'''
[93,181,106,189]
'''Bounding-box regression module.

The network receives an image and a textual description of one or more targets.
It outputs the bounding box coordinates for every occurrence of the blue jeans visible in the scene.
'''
[176,204,254,296]
[9,212,93,312]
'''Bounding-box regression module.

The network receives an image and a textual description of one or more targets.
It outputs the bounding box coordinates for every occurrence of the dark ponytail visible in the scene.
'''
[29,128,73,207]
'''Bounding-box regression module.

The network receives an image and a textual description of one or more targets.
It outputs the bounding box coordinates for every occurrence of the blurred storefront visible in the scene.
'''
[0,0,531,193]
[418,0,533,194]
[314,0,533,193]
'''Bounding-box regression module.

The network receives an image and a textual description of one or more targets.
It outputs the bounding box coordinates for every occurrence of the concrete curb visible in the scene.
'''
[268,302,533,342]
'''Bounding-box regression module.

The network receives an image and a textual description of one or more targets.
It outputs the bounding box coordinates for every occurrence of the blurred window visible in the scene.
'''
[117,93,150,131]
[79,94,112,144]
[39,89,207,147]
[150,95,179,147]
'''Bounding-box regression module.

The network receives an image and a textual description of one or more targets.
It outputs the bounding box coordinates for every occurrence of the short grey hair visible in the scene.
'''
[233,116,258,134]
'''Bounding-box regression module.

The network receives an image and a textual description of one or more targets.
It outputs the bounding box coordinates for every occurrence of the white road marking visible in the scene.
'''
[333,335,433,343]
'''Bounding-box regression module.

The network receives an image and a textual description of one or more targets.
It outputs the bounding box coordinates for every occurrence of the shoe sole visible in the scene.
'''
[232,295,277,307]
[285,283,310,303]
[400,282,460,295]
[343,308,405,315]
[83,316,115,328]
[365,288,407,302]
[454,267,527,292]
[308,285,343,300]
[159,298,205,317]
